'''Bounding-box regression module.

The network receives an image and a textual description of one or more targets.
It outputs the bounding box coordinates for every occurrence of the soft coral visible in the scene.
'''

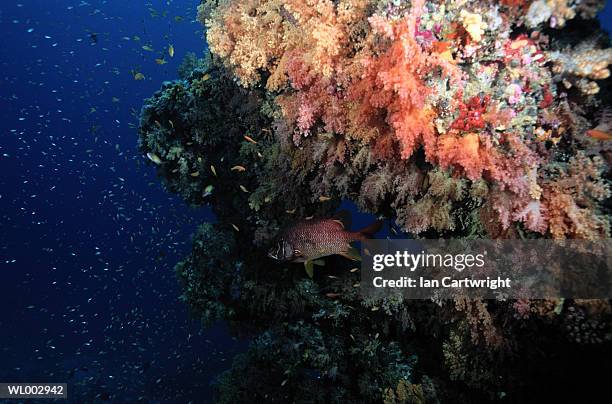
[351,5,460,160]
[450,93,491,132]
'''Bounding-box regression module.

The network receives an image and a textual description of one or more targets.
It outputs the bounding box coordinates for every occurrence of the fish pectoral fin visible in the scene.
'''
[340,246,361,261]
[312,259,325,266]
[304,261,314,278]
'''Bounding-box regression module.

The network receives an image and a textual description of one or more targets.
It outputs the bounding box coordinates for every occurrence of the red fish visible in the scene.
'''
[268,211,382,277]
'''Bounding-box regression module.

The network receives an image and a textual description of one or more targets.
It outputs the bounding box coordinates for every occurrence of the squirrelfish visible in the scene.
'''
[268,211,382,277]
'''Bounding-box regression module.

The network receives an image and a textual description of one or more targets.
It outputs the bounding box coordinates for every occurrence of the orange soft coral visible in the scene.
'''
[350,4,462,160]
[436,133,489,180]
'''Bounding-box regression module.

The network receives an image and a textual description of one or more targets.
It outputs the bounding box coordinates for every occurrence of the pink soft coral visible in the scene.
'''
[512,199,548,233]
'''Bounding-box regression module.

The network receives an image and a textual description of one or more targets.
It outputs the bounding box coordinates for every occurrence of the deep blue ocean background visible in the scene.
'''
[0,1,610,402]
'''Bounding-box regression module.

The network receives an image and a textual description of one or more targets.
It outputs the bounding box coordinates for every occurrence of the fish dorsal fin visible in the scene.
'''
[333,209,352,229]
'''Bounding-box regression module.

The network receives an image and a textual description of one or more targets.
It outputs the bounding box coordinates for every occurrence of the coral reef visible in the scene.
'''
[200,0,611,238]
[139,0,611,402]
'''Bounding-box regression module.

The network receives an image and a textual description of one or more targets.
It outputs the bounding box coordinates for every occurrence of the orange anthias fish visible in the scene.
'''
[587,129,612,141]
[587,108,612,141]
[268,211,382,277]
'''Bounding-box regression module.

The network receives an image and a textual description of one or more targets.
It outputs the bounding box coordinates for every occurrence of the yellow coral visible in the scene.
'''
[459,10,487,42]
[553,48,612,80]
[202,0,286,87]
[546,0,575,27]
[203,0,369,88]
[550,47,612,95]
[526,166,542,200]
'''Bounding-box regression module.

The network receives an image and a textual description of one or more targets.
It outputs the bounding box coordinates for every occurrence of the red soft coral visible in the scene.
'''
[450,93,491,132]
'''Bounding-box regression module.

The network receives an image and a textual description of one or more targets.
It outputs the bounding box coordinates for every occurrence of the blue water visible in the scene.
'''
[0,1,247,402]
[0,1,610,402]
[601,3,612,31]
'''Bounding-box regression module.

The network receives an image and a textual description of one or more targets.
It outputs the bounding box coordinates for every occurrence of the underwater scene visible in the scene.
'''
[1,0,611,403]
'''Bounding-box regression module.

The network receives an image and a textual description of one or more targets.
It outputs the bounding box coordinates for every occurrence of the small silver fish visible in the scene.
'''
[146,152,162,165]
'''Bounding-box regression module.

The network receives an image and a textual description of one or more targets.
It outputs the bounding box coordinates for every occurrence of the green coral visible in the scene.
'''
[215,322,415,403]
[175,223,238,325]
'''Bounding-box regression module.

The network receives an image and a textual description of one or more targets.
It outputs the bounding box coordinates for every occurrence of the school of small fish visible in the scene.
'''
[0,1,243,401]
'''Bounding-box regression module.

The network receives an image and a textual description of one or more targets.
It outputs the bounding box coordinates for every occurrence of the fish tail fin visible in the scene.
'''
[354,220,383,240]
